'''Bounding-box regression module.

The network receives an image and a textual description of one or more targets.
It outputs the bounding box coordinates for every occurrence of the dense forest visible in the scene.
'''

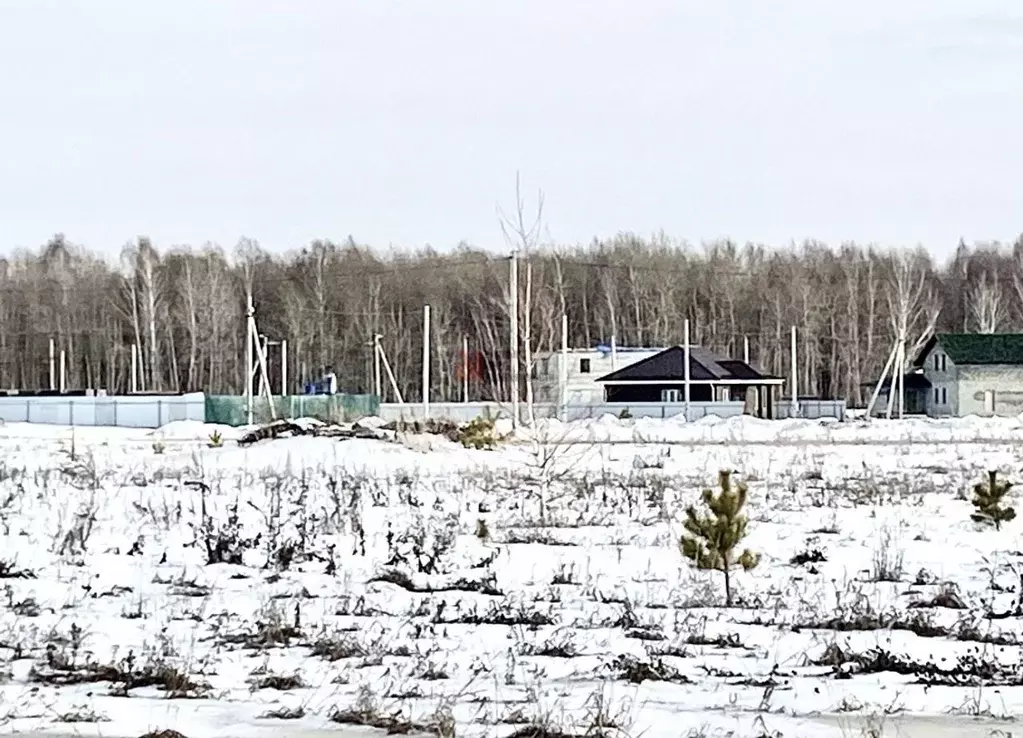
[2,229,1021,407]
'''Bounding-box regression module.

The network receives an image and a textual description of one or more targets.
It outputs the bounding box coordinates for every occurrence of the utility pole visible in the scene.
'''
[246,285,254,425]
[509,251,519,429]
[130,343,138,393]
[257,335,270,399]
[897,335,906,418]
[560,314,568,420]
[281,339,288,396]
[374,334,383,399]
[251,326,276,421]
[790,325,799,418]
[378,340,404,403]
[49,338,55,391]
[866,341,898,419]
[462,335,469,404]
[683,319,691,420]
[422,305,431,419]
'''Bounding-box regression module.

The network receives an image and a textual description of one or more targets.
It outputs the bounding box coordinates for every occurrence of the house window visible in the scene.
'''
[579,358,591,374]
[662,389,681,403]
[934,388,940,404]
[942,387,947,404]
[933,354,939,371]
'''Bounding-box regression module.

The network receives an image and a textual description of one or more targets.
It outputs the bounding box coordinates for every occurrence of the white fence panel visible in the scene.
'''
[561,402,746,422]
[378,401,755,424]
[0,393,206,429]
[775,399,847,421]
[379,402,520,424]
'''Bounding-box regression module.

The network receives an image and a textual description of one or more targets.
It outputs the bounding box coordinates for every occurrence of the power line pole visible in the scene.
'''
[560,313,568,420]
[790,325,799,418]
[509,251,520,429]
[246,285,254,425]
[374,334,383,400]
[280,339,288,396]
[422,305,431,420]
[462,335,469,404]
[130,343,138,393]
[683,318,691,420]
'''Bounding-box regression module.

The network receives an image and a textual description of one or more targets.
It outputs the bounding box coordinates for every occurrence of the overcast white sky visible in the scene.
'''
[1,0,1021,258]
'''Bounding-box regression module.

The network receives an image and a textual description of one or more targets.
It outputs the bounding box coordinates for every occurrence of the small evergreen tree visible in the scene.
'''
[680,470,760,607]
[971,470,1016,530]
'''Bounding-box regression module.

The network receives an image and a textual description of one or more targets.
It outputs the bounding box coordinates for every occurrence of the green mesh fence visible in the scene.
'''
[204,394,380,426]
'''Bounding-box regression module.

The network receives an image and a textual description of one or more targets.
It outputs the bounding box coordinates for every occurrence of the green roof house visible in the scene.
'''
[908,333,1023,417]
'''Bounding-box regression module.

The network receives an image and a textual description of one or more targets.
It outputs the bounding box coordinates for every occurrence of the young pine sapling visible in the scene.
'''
[680,470,760,607]
[971,470,1016,530]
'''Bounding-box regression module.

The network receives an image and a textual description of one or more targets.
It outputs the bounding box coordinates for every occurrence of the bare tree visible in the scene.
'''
[498,173,544,424]
[869,250,941,418]
[969,271,1007,333]
[2,227,1019,410]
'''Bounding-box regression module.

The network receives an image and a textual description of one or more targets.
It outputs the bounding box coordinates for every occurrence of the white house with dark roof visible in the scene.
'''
[596,345,786,418]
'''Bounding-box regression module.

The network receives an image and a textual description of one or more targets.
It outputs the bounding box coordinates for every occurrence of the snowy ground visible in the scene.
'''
[1,415,1022,738]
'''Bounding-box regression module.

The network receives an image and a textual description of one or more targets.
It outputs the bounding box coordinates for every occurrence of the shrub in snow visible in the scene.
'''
[971,470,1016,531]
[186,481,253,565]
[383,513,459,575]
[869,523,905,582]
[207,430,223,448]
[458,417,497,450]
[679,470,759,607]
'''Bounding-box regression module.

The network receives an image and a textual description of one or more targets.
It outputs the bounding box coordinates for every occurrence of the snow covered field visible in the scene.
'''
[1,415,1022,738]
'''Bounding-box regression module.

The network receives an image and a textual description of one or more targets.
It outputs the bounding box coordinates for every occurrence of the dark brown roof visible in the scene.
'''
[717,360,766,380]
[597,346,777,383]
[860,372,932,390]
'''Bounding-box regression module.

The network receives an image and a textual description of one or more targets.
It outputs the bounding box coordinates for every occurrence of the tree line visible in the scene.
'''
[2,231,1021,406]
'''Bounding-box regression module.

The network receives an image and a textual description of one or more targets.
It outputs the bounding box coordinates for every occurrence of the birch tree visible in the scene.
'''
[0,229,1015,407]
[498,173,544,423]
[874,250,941,417]
[969,271,1007,334]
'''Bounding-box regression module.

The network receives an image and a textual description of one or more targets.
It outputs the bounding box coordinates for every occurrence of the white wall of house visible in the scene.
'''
[920,344,957,416]
[533,348,664,406]
[956,365,1023,416]
[920,342,1023,417]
